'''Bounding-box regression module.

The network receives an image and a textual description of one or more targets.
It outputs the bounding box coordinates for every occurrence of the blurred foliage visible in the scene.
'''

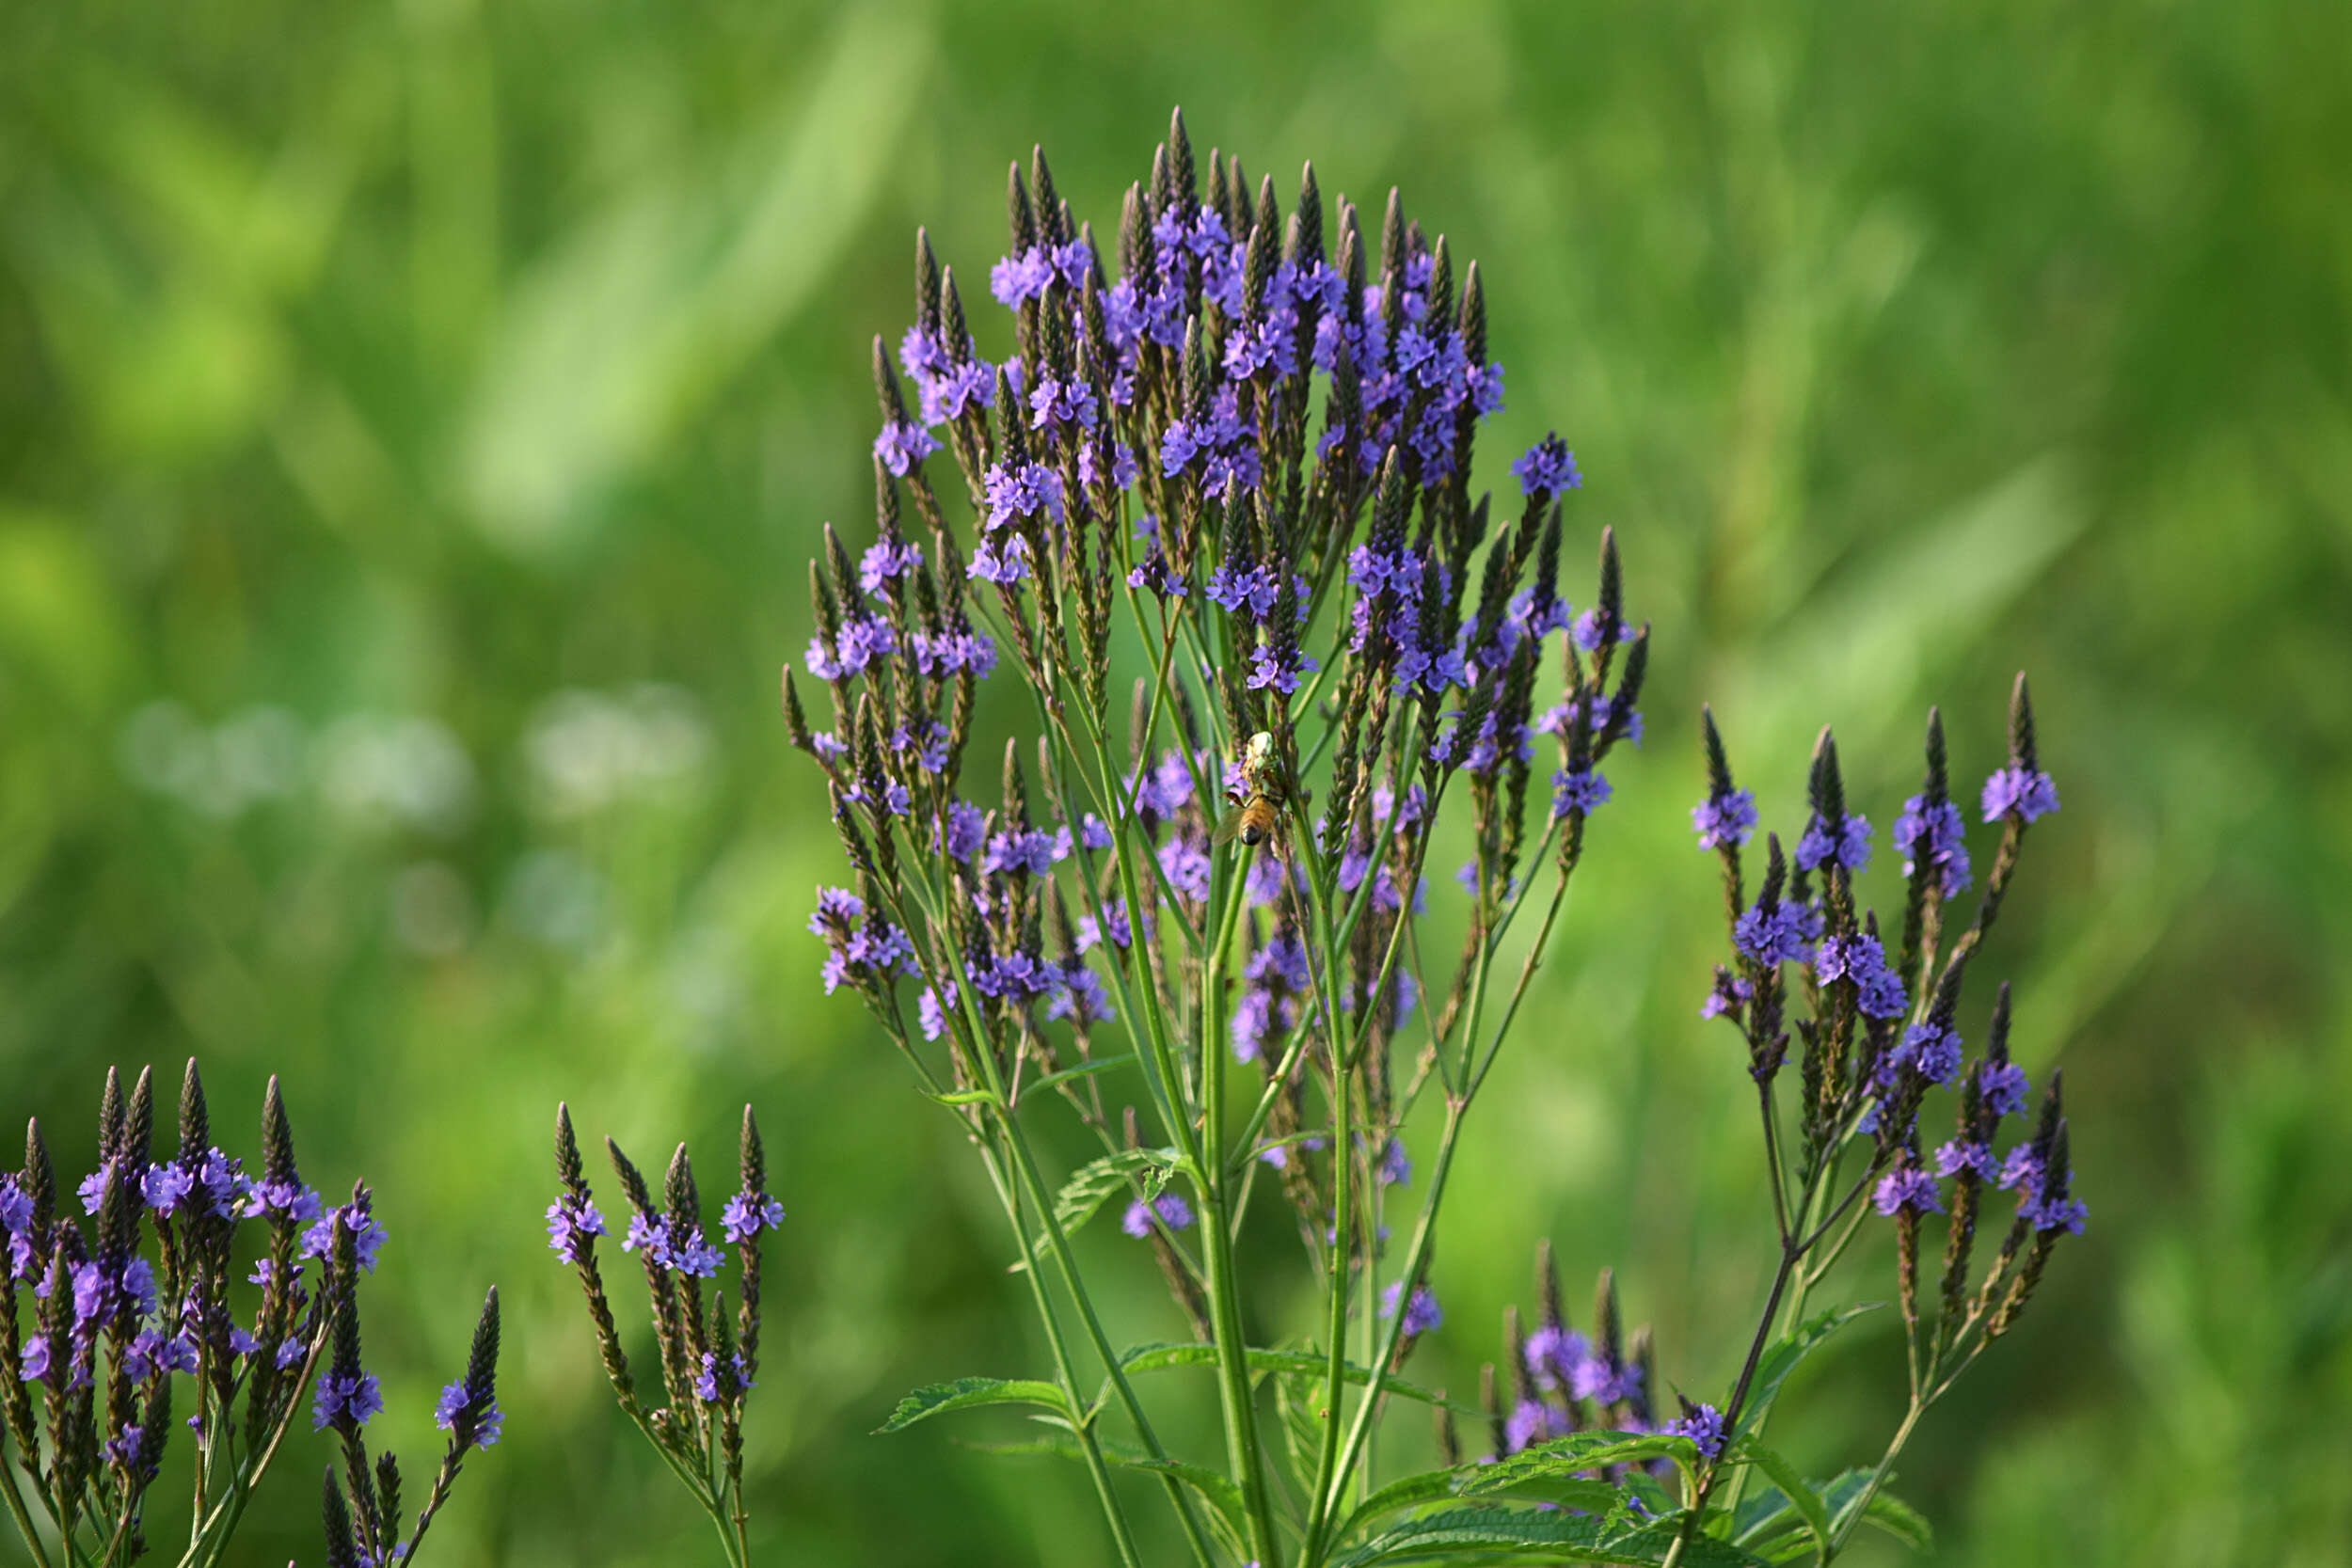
[2,0,2348,1562]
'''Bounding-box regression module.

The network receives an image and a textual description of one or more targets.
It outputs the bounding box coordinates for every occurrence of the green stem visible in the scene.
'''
[2,1456,56,1568]
[1199,852,1284,1568]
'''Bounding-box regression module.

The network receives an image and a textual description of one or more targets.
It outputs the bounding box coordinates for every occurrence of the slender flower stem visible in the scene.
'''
[1,1459,55,1568]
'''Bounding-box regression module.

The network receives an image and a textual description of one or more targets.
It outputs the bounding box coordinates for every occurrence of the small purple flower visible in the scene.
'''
[694,1349,755,1403]
[1796,813,1873,875]
[1159,835,1212,903]
[546,1196,606,1263]
[1506,1399,1562,1453]
[1980,1061,2031,1120]
[19,1334,51,1384]
[669,1226,724,1278]
[1377,1138,1412,1187]
[1701,967,1754,1020]
[916,984,955,1041]
[1380,1281,1443,1336]
[1934,1141,1998,1180]
[140,1161,196,1215]
[1120,1193,1194,1237]
[859,537,925,594]
[982,461,1063,531]
[2023,1189,2090,1235]
[1873,1166,1945,1216]
[1667,1402,1726,1461]
[312,1370,384,1431]
[967,535,1033,584]
[436,1379,504,1448]
[1996,1146,2043,1194]
[1895,1022,1964,1085]
[989,245,1055,306]
[1893,795,1973,895]
[871,419,941,477]
[1028,374,1099,433]
[1692,789,1758,851]
[1524,1324,1592,1393]
[1814,935,1907,1020]
[1511,434,1581,496]
[1550,767,1612,818]
[1980,766,2060,824]
[721,1192,786,1244]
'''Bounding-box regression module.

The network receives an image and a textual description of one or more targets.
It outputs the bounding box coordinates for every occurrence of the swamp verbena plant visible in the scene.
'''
[1,1063,502,1568]
[546,1103,785,1568]
[783,108,2087,1568]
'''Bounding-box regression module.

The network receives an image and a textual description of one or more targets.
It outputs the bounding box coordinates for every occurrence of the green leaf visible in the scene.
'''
[1733,1436,1828,1555]
[1337,1467,1466,1540]
[961,1431,1253,1563]
[1821,1470,1933,1553]
[1054,1148,1183,1236]
[1276,1371,1326,1499]
[1457,1431,1701,1497]
[925,1087,1000,1106]
[1026,1053,1137,1095]
[1119,1341,1456,1408]
[874,1376,1069,1433]
[1734,1303,1883,1437]
[1331,1506,1766,1567]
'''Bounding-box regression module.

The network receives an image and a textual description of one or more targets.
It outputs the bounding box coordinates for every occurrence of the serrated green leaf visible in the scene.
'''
[1331,1505,1766,1567]
[1734,1303,1883,1437]
[1820,1469,1933,1553]
[1337,1467,1466,1540]
[960,1430,1253,1562]
[1277,1372,1326,1498]
[1026,1053,1136,1095]
[1457,1431,1700,1497]
[874,1375,1068,1433]
[1119,1341,1456,1408]
[1733,1436,1828,1553]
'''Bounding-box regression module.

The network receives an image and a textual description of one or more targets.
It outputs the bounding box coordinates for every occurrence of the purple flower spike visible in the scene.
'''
[1667,1402,1727,1461]
[1380,1281,1443,1336]
[1511,434,1581,496]
[1873,1166,1945,1216]
[1120,1193,1193,1238]
[722,1192,787,1244]
[1692,788,1758,850]
[1981,766,2060,824]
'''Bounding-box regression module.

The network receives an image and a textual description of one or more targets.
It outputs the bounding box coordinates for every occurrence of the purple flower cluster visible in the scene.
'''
[1692,787,1758,851]
[1733,900,1820,967]
[1813,934,1907,1019]
[1232,928,1312,1064]
[545,1194,607,1263]
[1981,766,2060,824]
[1120,1193,1194,1238]
[1380,1281,1444,1336]
[1666,1402,1726,1461]
[808,886,918,996]
[1893,794,1973,895]
[1796,811,1873,875]
[623,1212,725,1278]
[1511,434,1581,497]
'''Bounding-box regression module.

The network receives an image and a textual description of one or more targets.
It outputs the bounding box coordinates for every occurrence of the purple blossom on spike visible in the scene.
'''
[1981,766,2060,824]
[1380,1282,1443,1335]
[1550,767,1612,818]
[1873,1167,1945,1216]
[1511,434,1581,496]
[1692,789,1758,850]
[436,1379,504,1448]
[1796,812,1873,874]
[1893,795,1972,895]
[546,1196,606,1263]
[1981,1061,2031,1120]
[1935,1141,1998,1180]
[871,420,940,477]
[1667,1402,1726,1461]
[312,1370,384,1431]
[721,1193,785,1244]
[1120,1194,1193,1237]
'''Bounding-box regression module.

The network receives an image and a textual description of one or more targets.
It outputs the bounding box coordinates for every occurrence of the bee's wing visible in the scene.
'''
[1211,803,1248,847]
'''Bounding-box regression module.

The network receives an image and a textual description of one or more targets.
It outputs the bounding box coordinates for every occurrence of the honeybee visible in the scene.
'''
[1213,731,1288,853]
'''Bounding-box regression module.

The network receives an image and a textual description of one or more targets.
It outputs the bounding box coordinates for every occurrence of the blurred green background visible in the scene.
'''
[4,0,2349,1561]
